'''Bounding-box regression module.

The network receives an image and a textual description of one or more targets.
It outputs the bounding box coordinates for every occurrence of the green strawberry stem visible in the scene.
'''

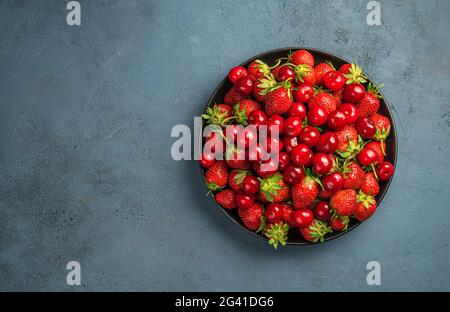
[265,222,290,249]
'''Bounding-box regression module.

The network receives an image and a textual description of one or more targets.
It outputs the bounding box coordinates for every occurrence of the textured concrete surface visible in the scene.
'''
[0,0,449,291]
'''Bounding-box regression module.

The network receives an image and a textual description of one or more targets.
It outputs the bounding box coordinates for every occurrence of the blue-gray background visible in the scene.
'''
[0,0,449,291]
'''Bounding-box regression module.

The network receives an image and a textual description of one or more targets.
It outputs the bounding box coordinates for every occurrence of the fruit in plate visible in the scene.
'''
[327,110,347,130]
[370,113,391,141]
[215,189,236,209]
[234,100,261,125]
[258,172,290,203]
[228,66,248,84]
[292,173,320,209]
[264,222,290,249]
[277,65,295,81]
[291,144,313,166]
[199,152,216,168]
[308,92,337,115]
[357,146,379,167]
[329,214,350,231]
[283,165,305,185]
[292,209,314,228]
[264,83,293,116]
[205,161,228,191]
[235,192,255,209]
[247,60,271,79]
[354,191,377,221]
[224,87,249,105]
[376,161,395,181]
[355,117,376,138]
[293,83,314,103]
[312,153,332,176]
[339,103,358,124]
[314,62,334,85]
[235,76,254,95]
[298,126,320,147]
[357,91,380,117]
[288,102,307,119]
[242,175,260,194]
[322,172,344,193]
[248,109,268,127]
[238,202,263,230]
[314,201,331,221]
[361,172,380,196]
[330,189,357,216]
[308,105,328,126]
[299,219,332,243]
[289,49,315,67]
[228,169,250,192]
[343,161,365,189]
[316,132,338,154]
[343,83,365,103]
[265,203,284,223]
[202,104,233,127]
[284,116,303,136]
[323,70,345,91]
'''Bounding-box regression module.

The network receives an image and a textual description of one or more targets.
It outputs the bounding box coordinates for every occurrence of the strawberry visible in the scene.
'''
[314,62,334,85]
[233,99,261,125]
[204,128,224,154]
[319,188,333,199]
[361,172,380,196]
[226,147,251,169]
[365,141,386,163]
[356,92,380,117]
[299,219,332,243]
[329,214,350,231]
[258,172,290,203]
[292,64,317,85]
[238,202,263,230]
[342,162,365,189]
[370,113,391,141]
[343,63,367,84]
[354,190,377,221]
[281,204,295,226]
[215,189,236,209]
[247,60,271,80]
[335,125,358,151]
[289,49,315,67]
[202,104,233,127]
[264,84,293,116]
[292,172,320,209]
[224,87,249,105]
[205,160,228,191]
[308,92,336,115]
[264,221,290,249]
[330,189,356,216]
[332,88,344,108]
[228,169,250,192]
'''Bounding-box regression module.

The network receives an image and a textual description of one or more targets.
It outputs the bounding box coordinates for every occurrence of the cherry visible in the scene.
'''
[236,126,257,149]
[339,103,358,124]
[308,105,328,126]
[292,209,314,228]
[323,70,345,91]
[288,102,307,120]
[242,176,260,194]
[235,76,254,95]
[277,66,295,82]
[199,152,216,168]
[228,66,248,84]
[355,117,376,138]
[266,135,284,154]
[343,83,365,103]
[285,116,303,137]
[278,152,291,170]
[376,161,395,181]
[314,201,331,221]
[235,192,255,209]
[293,83,314,103]
[298,126,320,147]
[267,115,284,135]
[283,165,305,185]
[256,158,279,178]
[247,143,267,163]
[316,132,338,154]
[357,147,378,166]
[291,144,313,166]
[283,135,299,153]
[248,109,268,127]
[327,110,347,130]
[322,172,344,192]
[312,153,332,175]
[265,203,284,223]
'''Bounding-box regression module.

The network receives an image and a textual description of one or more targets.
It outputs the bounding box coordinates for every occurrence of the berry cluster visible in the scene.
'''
[200,49,394,248]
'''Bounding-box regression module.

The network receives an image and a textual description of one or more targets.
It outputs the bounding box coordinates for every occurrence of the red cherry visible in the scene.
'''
[308,105,328,126]
[292,209,314,228]
[312,153,332,175]
[235,76,254,95]
[228,66,248,84]
[277,66,295,81]
[256,158,279,178]
[316,132,338,154]
[283,165,305,185]
[376,161,395,181]
[267,115,284,135]
[235,192,255,209]
[249,109,268,127]
[283,136,298,153]
[266,135,284,154]
[199,152,216,168]
[327,110,347,130]
[265,203,284,223]
[293,83,314,103]
[343,83,365,103]
[278,152,291,170]
[247,143,267,163]
[242,176,260,194]
[357,147,378,166]
[355,117,376,138]
[339,103,358,124]
[236,127,258,149]
[291,144,313,166]
[285,116,303,137]
[314,201,331,221]
[322,172,344,192]
[339,63,352,74]
[323,70,345,91]
[298,126,320,147]
[288,102,307,120]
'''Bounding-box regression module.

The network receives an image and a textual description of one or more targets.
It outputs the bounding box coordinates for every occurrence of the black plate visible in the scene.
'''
[199,47,397,245]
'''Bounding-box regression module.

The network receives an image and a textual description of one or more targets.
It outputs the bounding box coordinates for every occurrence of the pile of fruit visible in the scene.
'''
[200,49,395,248]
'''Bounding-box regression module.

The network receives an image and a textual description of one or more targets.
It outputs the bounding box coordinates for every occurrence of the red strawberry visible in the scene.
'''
[354,191,377,221]
[329,214,350,231]
[258,172,290,203]
[335,125,358,151]
[202,104,233,127]
[204,129,224,154]
[356,92,380,117]
[264,221,290,249]
[238,202,263,230]
[215,189,236,209]
[224,87,249,105]
[330,189,356,216]
[205,160,228,191]
[332,88,343,108]
[299,219,332,243]
[281,204,295,226]
[247,60,271,80]
[292,175,319,209]
[365,141,386,163]
[370,113,391,141]
[264,85,293,116]
[319,188,333,199]
[293,64,317,85]
[361,172,380,196]
[343,162,365,189]
[290,50,315,67]
[226,147,250,170]
[234,99,261,125]
[308,92,336,115]
[228,169,250,192]
[314,62,334,85]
